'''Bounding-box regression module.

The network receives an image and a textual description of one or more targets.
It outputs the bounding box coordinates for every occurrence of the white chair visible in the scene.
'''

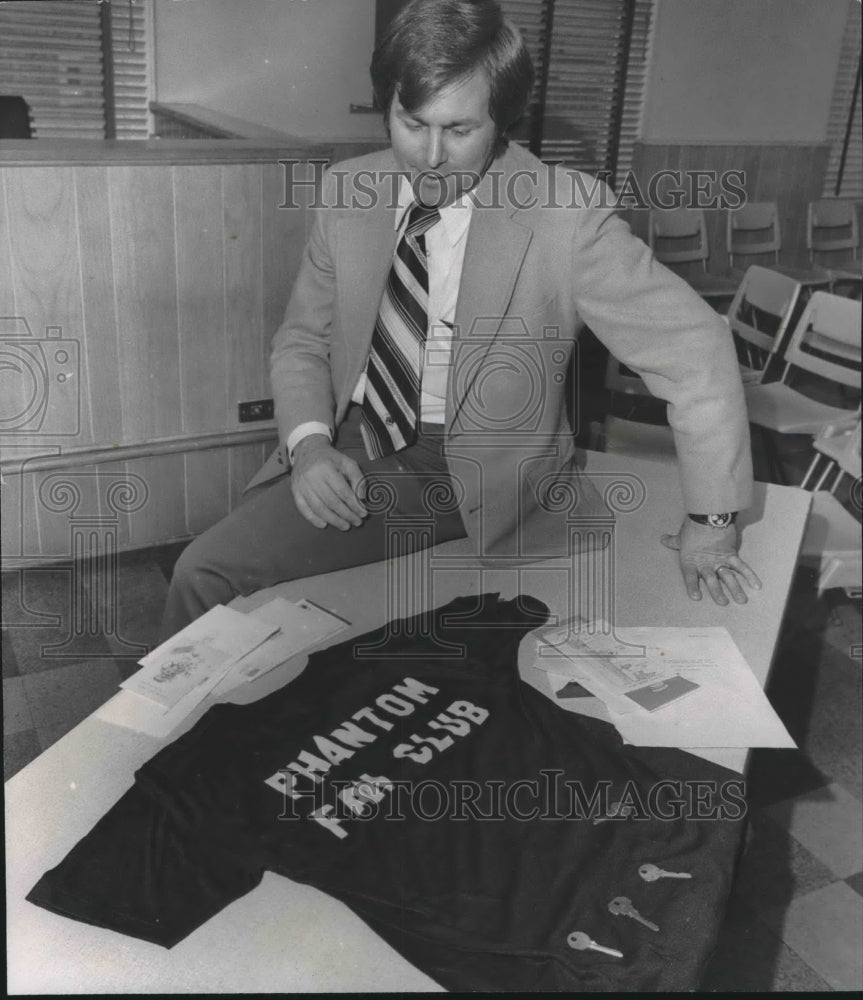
[603,352,651,399]
[596,269,801,462]
[727,200,832,290]
[744,292,862,437]
[800,412,862,490]
[600,415,678,465]
[725,266,802,384]
[648,207,739,305]
[798,416,862,597]
[807,198,862,297]
[596,355,677,464]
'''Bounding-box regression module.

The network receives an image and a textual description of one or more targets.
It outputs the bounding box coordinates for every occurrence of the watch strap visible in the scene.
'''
[688,512,737,528]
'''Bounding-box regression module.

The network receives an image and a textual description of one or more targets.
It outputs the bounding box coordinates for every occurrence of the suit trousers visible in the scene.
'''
[161,405,468,638]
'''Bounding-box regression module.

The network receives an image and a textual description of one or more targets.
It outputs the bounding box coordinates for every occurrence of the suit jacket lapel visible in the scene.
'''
[449,148,533,431]
[338,201,398,407]
[454,209,532,331]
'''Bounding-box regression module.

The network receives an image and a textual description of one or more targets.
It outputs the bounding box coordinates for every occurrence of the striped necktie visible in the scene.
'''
[361,203,441,460]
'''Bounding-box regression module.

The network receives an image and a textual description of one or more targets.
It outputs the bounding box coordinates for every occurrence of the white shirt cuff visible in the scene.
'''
[287,421,332,463]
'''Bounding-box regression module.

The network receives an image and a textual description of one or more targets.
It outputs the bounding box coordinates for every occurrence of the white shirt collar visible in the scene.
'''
[395,175,473,247]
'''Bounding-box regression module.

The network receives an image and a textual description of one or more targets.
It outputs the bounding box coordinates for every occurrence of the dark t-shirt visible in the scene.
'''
[28,593,745,991]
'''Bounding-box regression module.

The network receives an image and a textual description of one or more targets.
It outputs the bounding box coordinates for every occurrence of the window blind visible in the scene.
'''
[823,0,862,199]
[110,0,153,139]
[497,0,552,150]
[0,0,105,138]
[614,0,653,188]
[0,0,152,140]
[500,0,653,186]
[539,0,634,177]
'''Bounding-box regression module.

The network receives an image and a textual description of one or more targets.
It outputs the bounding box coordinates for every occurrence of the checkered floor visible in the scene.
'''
[3,545,861,990]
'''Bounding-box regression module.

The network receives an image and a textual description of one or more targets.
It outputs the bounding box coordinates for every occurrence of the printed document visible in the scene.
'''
[535,621,795,749]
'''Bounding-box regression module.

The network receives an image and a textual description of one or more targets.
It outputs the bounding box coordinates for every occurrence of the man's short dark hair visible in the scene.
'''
[371,0,535,136]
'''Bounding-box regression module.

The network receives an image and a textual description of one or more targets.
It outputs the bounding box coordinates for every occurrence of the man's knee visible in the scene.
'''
[168,537,199,588]
[168,532,232,606]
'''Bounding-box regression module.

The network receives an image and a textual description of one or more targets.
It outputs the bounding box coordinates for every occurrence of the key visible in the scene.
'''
[639,863,692,883]
[593,800,636,825]
[567,931,624,958]
[608,896,659,932]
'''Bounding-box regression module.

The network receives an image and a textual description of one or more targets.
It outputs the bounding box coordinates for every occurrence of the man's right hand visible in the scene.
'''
[290,434,368,530]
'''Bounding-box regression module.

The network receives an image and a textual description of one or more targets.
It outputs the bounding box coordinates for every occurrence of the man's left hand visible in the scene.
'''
[661,517,762,606]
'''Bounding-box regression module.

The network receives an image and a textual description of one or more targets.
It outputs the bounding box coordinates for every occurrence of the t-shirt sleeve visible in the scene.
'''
[26,780,265,949]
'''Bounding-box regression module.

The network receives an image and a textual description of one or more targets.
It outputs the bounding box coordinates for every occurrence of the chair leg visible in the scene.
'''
[813,463,832,491]
[758,426,787,485]
[770,435,787,485]
[800,453,821,490]
[752,425,777,483]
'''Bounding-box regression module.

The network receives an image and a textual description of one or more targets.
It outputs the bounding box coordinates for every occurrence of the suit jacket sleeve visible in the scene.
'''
[567,180,752,514]
[270,168,340,448]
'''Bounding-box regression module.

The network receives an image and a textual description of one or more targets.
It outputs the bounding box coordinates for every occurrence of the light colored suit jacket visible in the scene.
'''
[256,143,752,559]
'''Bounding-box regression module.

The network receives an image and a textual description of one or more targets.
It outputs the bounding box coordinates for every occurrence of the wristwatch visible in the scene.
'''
[688,512,737,528]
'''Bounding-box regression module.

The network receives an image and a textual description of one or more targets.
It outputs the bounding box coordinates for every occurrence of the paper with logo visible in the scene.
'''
[536,622,795,750]
[121,605,278,709]
[533,620,695,715]
[100,599,349,737]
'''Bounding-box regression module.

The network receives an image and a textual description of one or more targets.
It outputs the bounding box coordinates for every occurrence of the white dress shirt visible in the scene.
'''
[287,179,474,459]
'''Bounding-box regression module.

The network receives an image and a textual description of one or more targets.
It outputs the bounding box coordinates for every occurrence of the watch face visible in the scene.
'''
[707,513,732,528]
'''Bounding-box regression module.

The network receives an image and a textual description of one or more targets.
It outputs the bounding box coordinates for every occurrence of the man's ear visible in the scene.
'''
[381,95,394,139]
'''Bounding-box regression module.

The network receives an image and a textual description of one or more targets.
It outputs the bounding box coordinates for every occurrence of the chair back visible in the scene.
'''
[603,353,673,431]
[727,201,782,267]
[807,199,860,261]
[648,208,708,266]
[813,418,861,480]
[782,292,862,388]
[727,265,801,357]
[801,413,862,490]
[800,414,862,596]
[604,354,651,397]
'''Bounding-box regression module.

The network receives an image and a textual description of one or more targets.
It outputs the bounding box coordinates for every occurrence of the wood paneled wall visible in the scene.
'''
[628,142,832,273]
[1,147,321,562]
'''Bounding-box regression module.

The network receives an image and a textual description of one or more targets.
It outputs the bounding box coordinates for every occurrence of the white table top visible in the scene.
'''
[5,451,811,994]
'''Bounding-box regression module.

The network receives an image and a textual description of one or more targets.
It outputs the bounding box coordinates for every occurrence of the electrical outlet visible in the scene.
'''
[238,398,274,423]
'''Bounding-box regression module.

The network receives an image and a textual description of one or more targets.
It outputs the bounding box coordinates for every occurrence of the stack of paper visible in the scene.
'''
[211,598,349,697]
[121,605,279,713]
[533,620,795,749]
[99,598,349,737]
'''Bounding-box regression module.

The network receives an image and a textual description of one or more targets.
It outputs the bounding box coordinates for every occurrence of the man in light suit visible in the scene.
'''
[163,0,760,636]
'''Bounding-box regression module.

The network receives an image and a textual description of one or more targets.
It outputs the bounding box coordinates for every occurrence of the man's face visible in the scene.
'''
[388,69,500,208]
